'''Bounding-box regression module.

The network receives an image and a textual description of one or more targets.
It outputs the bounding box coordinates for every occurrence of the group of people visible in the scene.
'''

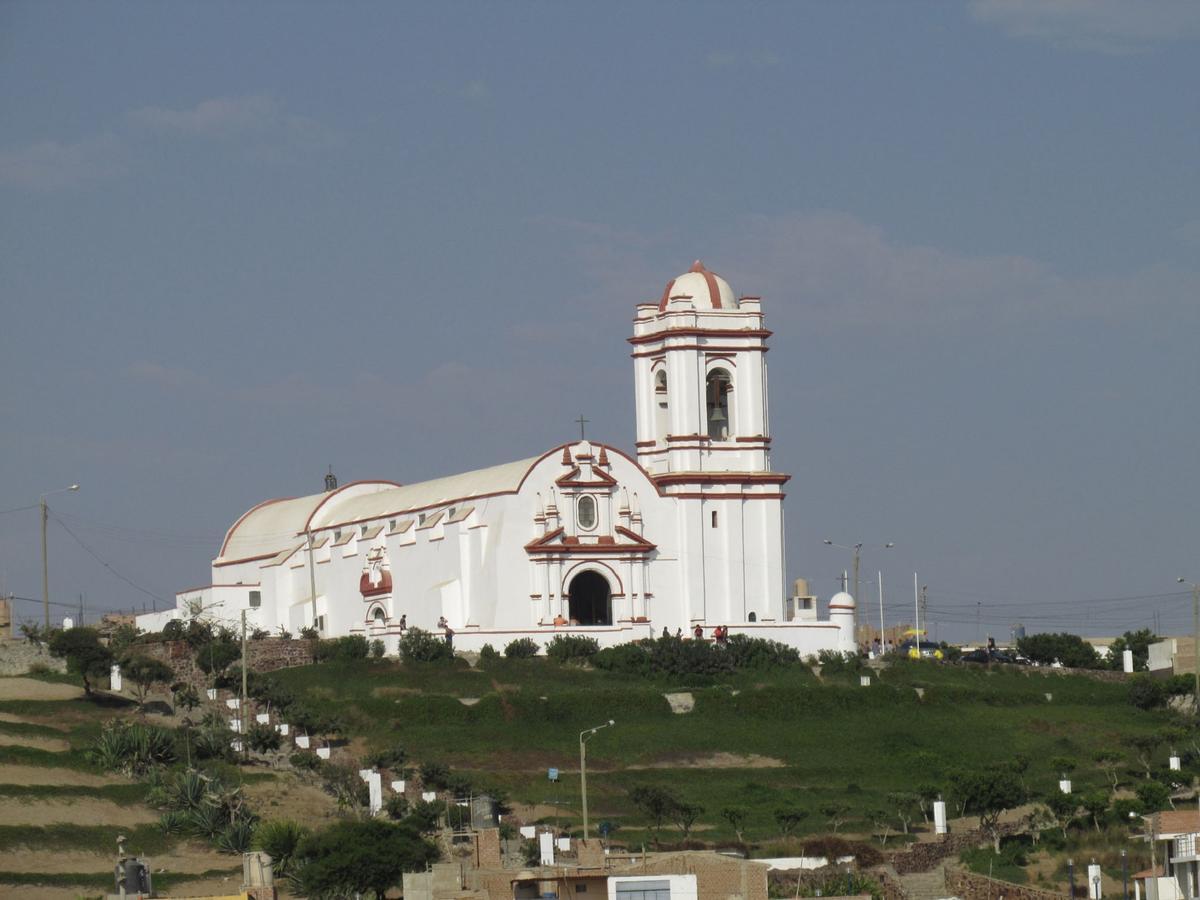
[660,624,730,644]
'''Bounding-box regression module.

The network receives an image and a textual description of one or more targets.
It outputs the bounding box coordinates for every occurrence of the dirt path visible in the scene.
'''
[0,764,125,787]
[0,711,69,730]
[0,797,158,826]
[8,843,234,875]
[627,752,786,769]
[0,733,70,752]
[0,677,84,701]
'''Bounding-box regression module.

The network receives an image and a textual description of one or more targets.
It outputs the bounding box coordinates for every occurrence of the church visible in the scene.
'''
[137,262,856,656]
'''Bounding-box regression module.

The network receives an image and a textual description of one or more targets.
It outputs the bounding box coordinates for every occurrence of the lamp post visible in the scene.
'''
[1179,579,1200,716]
[579,719,614,841]
[40,484,80,631]
[823,540,894,638]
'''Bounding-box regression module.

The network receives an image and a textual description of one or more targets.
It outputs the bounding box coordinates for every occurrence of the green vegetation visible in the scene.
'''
[0,822,173,855]
[290,818,438,899]
[48,627,113,694]
[263,651,1177,845]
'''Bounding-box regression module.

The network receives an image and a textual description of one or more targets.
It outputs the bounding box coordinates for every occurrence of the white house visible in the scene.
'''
[136,262,856,656]
[1135,811,1200,900]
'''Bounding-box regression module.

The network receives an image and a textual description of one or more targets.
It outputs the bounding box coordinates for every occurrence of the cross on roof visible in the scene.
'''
[576,414,589,440]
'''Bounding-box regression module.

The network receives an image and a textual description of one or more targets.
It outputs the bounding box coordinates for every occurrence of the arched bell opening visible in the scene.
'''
[706,368,733,439]
[567,571,612,626]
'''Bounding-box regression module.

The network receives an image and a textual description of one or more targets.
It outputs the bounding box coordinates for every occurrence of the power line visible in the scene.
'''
[49,513,167,605]
[0,503,38,516]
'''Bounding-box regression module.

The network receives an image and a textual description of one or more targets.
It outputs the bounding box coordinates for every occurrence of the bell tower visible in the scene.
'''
[629,261,788,626]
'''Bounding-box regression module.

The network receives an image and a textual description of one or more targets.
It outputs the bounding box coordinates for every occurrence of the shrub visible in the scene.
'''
[816,649,862,674]
[161,620,186,641]
[364,745,407,771]
[314,635,370,662]
[1016,632,1099,669]
[504,637,540,659]
[478,644,500,665]
[299,626,319,640]
[1129,676,1166,710]
[546,634,599,663]
[419,761,451,790]
[725,634,800,669]
[247,723,282,754]
[594,637,734,678]
[399,628,453,663]
[371,639,386,659]
[290,751,323,772]
[384,793,409,820]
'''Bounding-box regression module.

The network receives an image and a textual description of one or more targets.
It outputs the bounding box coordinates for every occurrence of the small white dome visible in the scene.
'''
[829,591,855,609]
[658,260,738,311]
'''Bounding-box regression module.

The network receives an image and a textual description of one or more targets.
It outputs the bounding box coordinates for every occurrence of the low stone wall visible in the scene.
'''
[0,640,67,676]
[134,637,316,688]
[889,824,1019,875]
[946,867,1068,900]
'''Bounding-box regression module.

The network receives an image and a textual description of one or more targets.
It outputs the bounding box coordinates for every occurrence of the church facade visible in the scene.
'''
[137,263,855,655]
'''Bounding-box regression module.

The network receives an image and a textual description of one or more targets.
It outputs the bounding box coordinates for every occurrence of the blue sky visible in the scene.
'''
[2,1,1198,641]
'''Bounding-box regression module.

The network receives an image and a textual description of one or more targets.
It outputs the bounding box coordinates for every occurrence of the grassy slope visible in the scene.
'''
[271,658,1170,842]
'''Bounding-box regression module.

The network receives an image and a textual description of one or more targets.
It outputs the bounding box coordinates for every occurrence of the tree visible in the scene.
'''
[671,800,703,839]
[1136,780,1172,812]
[870,808,894,847]
[916,784,941,824]
[398,627,453,663]
[1080,791,1110,831]
[1094,749,1123,792]
[1042,792,1080,838]
[774,808,808,838]
[1125,734,1161,778]
[720,807,747,843]
[1016,632,1099,669]
[253,819,310,879]
[820,802,850,834]
[1050,756,1078,776]
[195,637,241,683]
[1108,629,1156,671]
[121,655,174,710]
[629,786,678,846]
[172,682,201,715]
[48,627,113,695]
[954,768,1026,852]
[888,792,920,834]
[292,818,438,899]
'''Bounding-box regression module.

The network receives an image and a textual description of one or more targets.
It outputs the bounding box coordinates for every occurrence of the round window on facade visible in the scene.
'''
[577,495,597,531]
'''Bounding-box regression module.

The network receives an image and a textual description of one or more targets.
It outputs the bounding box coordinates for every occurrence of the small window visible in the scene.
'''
[248,590,261,609]
[373,607,385,623]
[418,513,426,525]
[447,507,456,518]
[361,524,369,536]
[577,495,597,530]
[711,510,718,528]
[748,611,757,622]
[334,529,342,541]
[389,519,396,530]
[576,885,588,893]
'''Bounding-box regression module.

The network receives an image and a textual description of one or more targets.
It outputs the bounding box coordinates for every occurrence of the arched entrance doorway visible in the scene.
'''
[568,571,612,626]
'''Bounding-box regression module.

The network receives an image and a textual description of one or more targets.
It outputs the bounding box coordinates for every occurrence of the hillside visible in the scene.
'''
[268,653,1173,845]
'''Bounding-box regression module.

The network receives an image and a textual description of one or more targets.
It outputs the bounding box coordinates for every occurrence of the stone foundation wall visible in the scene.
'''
[0,641,67,676]
[133,638,316,688]
[946,867,1068,900]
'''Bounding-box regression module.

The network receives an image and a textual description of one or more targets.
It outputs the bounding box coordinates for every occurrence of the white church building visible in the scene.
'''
[137,262,856,656]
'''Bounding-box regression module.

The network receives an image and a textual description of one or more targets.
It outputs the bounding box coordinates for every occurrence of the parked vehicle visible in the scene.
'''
[900,640,944,660]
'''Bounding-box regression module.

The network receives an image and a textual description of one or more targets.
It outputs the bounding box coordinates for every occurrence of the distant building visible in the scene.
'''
[1148,638,1197,676]
[1134,810,1200,900]
[136,263,855,656]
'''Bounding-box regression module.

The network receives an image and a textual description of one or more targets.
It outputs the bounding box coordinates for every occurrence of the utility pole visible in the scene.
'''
[920,585,928,642]
[1183,580,1200,716]
[240,609,248,761]
[41,499,49,631]
[306,530,319,634]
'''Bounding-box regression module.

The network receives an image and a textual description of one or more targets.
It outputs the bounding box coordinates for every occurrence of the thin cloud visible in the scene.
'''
[459,80,491,103]
[0,133,123,191]
[969,0,1200,52]
[128,93,340,154]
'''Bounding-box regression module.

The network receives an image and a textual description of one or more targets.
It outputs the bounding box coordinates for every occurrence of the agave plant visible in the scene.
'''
[159,809,188,834]
[253,819,309,877]
[217,817,256,854]
[169,770,209,812]
[187,802,228,838]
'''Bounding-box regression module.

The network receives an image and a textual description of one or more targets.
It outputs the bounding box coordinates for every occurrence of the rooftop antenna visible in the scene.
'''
[324,465,338,492]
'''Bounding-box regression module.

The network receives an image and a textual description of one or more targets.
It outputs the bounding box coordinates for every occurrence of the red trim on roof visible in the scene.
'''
[657,277,677,313]
[219,496,295,558]
[300,480,405,533]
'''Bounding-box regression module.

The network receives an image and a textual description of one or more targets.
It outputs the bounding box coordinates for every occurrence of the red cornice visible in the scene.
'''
[556,466,618,488]
[652,471,790,486]
[735,435,771,444]
[629,328,772,346]
[214,552,278,568]
[525,525,656,556]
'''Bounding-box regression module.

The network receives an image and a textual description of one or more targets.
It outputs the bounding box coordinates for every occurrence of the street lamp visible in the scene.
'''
[579,719,614,841]
[1179,578,1200,715]
[823,539,894,637]
[40,484,80,631]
